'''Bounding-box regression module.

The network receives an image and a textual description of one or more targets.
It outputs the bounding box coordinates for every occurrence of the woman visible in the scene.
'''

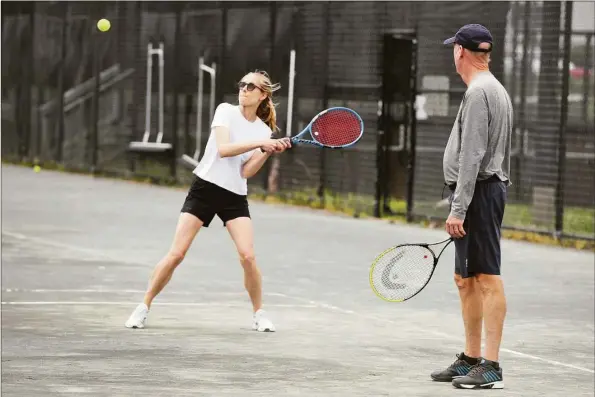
[125,70,291,332]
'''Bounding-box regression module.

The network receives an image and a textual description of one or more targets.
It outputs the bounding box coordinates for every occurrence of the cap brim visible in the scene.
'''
[443,37,456,45]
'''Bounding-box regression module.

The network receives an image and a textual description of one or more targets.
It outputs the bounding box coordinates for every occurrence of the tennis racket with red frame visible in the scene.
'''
[289,107,364,148]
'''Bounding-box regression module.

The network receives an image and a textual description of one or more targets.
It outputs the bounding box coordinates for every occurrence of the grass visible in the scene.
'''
[4,157,594,251]
[249,187,594,251]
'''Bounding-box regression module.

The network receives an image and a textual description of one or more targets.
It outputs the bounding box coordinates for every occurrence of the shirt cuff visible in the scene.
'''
[449,208,466,220]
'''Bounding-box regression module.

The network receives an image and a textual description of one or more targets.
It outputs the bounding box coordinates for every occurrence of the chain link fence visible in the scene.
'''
[2,1,593,241]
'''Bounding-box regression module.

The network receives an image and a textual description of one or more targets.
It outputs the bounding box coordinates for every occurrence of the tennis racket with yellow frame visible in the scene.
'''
[369,237,454,302]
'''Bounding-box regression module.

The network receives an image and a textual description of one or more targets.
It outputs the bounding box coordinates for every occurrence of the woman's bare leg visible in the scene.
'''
[225,216,275,332]
[225,217,261,312]
[143,212,203,308]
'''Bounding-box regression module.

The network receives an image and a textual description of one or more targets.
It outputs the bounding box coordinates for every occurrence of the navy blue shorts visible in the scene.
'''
[448,176,507,278]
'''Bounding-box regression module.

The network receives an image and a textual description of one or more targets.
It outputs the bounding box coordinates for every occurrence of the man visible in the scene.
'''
[431,24,512,390]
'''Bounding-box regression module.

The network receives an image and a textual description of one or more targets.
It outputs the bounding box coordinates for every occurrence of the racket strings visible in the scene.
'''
[370,245,435,301]
[311,110,362,146]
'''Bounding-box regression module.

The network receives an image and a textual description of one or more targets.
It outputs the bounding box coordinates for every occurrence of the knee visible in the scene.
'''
[475,274,503,295]
[167,249,186,268]
[238,250,256,269]
[454,274,470,289]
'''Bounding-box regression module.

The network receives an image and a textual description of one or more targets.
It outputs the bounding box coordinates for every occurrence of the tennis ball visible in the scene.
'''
[97,18,110,32]
[33,165,41,173]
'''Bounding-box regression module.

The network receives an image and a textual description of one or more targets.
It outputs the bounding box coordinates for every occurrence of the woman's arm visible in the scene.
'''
[214,126,275,158]
[241,138,291,179]
[241,150,272,179]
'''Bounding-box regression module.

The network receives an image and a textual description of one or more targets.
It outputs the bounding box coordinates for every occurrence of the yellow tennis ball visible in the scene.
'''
[33,165,41,173]
[97,18,110,32]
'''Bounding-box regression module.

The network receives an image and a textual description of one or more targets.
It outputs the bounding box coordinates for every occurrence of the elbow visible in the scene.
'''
[217,147,229,158]
[241,166,253,179]
[241,163,257,179]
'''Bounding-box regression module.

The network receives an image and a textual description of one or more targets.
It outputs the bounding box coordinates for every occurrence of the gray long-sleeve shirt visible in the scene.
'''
[443,71,513,219]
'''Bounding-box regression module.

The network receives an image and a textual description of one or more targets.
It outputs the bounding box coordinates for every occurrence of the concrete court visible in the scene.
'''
[1,164,594,396]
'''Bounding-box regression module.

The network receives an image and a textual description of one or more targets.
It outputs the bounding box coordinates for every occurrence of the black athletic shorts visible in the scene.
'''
[180,176,250,227]
[448,175,508,278]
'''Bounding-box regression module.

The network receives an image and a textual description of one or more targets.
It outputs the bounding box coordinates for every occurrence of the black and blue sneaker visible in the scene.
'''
[452,358,504,389]
[430,352,478,382]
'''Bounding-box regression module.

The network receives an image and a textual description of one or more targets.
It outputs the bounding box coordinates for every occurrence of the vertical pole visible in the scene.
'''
[263,1,278,192]
[115,2,124,126]
[583,33,592,122]
[196,55,204,158]
[20,2,35,161]
[143,43,153,143]
[90,7,101,172]
[286,50,296,139]
[318,1,331,208]
[555,1,573,237]
[171,4,182,182]
[375,33,391,218]
[184,93,192,157]
[216,3,227,107]
[129,1,143,172]
[158,42,165,144]
[375,33,385,218]
[510,1,521,201]
[277,4,300,195]
[13,2,32,161]
[517,1,531,201]
[31,2,42,162]
[374,96,383,218]
[55,2,68,163]
[406,32,418,223]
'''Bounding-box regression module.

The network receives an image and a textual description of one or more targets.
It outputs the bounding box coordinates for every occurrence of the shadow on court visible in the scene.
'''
[2,165,594,396]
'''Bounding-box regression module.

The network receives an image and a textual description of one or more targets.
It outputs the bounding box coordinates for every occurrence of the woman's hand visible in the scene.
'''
[261,138,292,154]
[273,138,292,153]
[260,139,282,153]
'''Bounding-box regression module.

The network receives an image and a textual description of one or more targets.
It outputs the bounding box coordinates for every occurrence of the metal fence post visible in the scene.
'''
[405,30,419,223]
[90,13,101,172]
[55,2,69,163]
[263,1,278,192]
[170,4,182,183]
[555,1,573,237]
[318,1,331,208]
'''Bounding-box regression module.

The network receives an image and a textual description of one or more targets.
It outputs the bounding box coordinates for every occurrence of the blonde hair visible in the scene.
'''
[250,70,281,133]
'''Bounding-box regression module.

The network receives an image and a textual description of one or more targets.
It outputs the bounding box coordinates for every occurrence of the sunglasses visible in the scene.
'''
[238,81,262,92]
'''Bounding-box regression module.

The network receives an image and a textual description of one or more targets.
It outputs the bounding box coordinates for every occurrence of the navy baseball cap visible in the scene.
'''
[443,24,493,52]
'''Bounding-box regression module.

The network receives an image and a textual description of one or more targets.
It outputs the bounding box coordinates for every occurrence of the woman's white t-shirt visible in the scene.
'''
[193,103,273,195]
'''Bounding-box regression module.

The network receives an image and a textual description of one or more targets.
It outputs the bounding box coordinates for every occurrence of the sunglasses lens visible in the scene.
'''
[239,82,257,91]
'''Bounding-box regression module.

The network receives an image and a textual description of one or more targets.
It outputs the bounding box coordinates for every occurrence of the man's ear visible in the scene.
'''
[457,46,464,60]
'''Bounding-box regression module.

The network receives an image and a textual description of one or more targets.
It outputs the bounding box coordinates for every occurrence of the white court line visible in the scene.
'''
[1,301,317,308]
[270,292,595,375]
[1,288,246,296]
[4,231,594,375]
[499,348,595,373]
[2,231,147,267]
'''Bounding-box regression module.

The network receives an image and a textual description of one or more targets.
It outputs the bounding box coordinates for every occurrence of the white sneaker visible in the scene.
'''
[125,303,149,329]
[253,309,276,332]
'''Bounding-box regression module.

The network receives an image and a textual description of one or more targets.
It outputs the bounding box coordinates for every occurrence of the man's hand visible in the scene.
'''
[445,215,466,238]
